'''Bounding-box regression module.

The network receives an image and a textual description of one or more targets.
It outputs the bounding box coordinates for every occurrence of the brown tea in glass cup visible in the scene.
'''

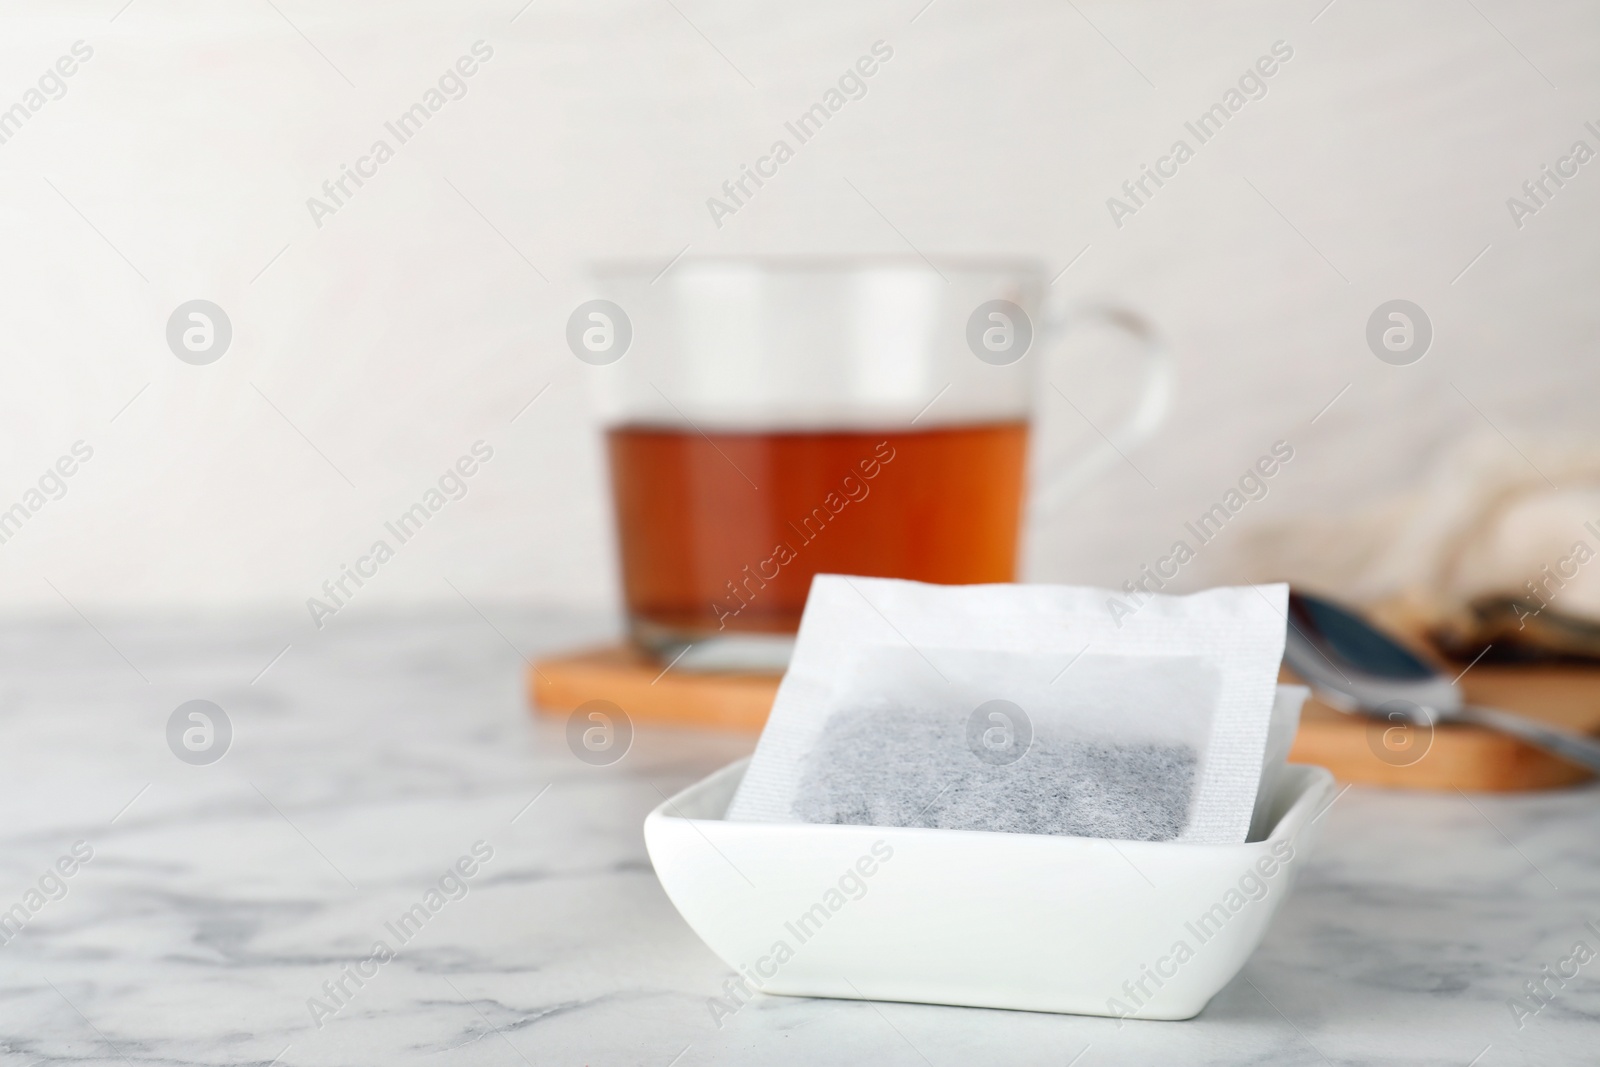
[583,259,1169,668]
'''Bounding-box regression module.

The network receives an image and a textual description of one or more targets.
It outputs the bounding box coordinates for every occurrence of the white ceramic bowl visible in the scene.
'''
[645,758,1334,1020]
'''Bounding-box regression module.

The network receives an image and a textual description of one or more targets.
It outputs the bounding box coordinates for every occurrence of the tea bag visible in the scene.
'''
[725,576,1293,844]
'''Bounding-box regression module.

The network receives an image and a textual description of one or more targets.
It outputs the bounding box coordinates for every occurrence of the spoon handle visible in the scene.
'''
[1454,704,1600,776]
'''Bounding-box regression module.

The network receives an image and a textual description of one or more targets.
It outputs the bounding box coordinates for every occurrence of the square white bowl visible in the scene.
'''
[644,758,1334,1020]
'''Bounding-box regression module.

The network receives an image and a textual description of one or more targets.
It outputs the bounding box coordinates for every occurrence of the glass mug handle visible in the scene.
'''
[1027,302,1174,514]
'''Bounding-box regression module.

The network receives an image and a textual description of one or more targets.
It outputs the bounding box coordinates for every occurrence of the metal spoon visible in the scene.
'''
[1284,589,1600,775]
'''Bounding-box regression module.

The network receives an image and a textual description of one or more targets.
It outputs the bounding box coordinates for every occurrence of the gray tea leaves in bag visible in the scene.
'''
[793,700,1199,840]
[786,647,1215,841]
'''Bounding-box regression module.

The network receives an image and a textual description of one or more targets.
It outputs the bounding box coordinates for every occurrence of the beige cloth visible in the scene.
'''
[1231,436,1600,650]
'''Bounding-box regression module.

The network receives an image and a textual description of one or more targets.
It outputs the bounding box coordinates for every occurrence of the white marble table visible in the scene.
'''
[1,612,1597,1066]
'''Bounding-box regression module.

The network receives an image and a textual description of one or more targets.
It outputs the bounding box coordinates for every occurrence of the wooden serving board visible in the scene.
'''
[532,645,778,732]
[529,646,1600,791]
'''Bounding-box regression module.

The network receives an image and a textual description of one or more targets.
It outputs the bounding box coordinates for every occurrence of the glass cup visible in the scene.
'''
[579,258,1171,668]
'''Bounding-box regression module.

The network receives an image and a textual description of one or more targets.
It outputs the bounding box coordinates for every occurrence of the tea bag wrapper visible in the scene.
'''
[726,577,1293,845]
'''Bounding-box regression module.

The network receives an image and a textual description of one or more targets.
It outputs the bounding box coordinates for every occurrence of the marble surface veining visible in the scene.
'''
[0,611,1597,1066]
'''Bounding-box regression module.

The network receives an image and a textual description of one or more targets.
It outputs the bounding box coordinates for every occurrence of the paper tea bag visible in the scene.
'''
[726,577,1292,844]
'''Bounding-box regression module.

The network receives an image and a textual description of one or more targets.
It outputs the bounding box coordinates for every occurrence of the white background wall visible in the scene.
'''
[1,0,1597,635]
